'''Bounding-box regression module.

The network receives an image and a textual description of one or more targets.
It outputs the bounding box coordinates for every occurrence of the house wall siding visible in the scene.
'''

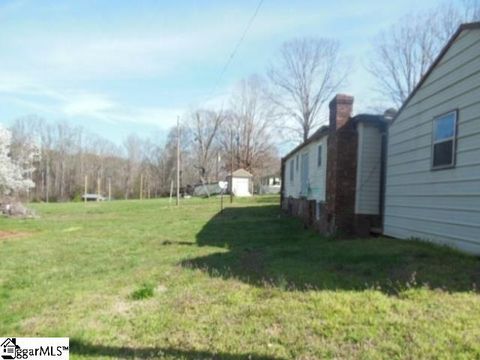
[355,123,382,215]
[283,137,328,202]
[384,28,480,254]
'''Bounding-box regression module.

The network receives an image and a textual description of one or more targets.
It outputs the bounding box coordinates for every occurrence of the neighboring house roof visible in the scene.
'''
[282,125,329,161]
[261,174,281,178]
[391,22,480,124]
[230,169,253,178]
[282,113,386,162]
[352,114,387,129]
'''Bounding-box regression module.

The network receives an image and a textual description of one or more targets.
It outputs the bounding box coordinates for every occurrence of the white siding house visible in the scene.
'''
[383,23,480,254]
[281,94,388,235]
[283,134,328,203]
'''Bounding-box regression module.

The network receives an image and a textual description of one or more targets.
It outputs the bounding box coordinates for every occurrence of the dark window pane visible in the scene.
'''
[317,145,322,167]
[435,113,455,141]
[433,140,454,167]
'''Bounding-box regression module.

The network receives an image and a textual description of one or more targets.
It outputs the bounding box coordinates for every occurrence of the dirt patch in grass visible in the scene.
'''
[0,231,30,240]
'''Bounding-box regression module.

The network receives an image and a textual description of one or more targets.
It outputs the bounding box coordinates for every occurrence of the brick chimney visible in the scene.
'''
[326,94,357,235]
[329,94,354,131]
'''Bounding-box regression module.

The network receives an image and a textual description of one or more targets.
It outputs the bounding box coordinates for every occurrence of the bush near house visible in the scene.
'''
[0,196,479,359]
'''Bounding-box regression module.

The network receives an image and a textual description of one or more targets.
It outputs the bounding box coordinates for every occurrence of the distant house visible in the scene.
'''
[258,175,281,194]
[227,169,253,197]
[383,22,480,254]
[281,94,389,235]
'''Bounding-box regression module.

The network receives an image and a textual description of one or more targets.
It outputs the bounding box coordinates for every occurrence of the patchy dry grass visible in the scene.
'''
[0,230,31,240]
[0,196,479,359]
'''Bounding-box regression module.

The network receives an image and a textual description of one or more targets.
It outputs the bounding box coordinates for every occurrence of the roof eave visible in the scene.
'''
[391,22,480,124]
[282,125,329,161]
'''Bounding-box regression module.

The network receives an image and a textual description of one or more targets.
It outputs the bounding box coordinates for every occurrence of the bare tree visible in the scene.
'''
[368,1,480,107]
[268,37,348,142]
[185,109,224,183]
[7,116,175,201]
[122,134,142,199]
[219,76,279,176]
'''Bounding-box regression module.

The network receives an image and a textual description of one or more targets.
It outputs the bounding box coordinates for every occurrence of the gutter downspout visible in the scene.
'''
[380,109,396,231]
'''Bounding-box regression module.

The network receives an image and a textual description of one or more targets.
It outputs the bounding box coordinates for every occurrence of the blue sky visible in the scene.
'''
[0,0,442,144]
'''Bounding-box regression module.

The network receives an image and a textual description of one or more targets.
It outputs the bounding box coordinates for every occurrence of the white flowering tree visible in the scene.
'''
[0,125,36,196]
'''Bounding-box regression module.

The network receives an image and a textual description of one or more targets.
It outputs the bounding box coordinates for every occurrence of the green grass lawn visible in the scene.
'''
[0,196,479,359]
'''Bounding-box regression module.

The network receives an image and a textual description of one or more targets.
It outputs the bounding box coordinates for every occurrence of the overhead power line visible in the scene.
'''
[205,0,265,103]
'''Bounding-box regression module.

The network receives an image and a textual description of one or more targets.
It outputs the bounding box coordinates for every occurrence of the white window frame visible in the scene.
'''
[431,110,458,170]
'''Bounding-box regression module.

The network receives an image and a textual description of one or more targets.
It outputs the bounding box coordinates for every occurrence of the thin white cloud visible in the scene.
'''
[63,94,115,117]
[0,74,181,129]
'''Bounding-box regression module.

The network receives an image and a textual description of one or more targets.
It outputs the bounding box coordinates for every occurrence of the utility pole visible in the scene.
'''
[147,176,151,199]
[236,134,240,169]
[46,157,49,203]
[176,116,180,206]
[84,175,88,204]
[108,177,112,201]
[97,177,101,202]
[230,130,234,204]
[140,173,143,200]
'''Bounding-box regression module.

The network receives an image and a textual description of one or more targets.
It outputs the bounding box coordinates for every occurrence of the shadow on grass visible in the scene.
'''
[70,339,285,359]
[161,240,196,246]
[181,205,480,294]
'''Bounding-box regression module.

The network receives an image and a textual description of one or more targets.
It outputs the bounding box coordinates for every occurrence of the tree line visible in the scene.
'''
[6,77,280,202]
[2,1,478,202]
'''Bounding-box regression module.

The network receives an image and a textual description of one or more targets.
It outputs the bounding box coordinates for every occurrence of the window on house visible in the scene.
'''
[317,145,322,167]
[432,111,457,169]
[289,159,294,181]
[300,153,309,195]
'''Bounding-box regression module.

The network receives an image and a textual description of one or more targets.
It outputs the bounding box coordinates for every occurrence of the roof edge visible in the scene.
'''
[282,125,329,161]
[391,22,480,124]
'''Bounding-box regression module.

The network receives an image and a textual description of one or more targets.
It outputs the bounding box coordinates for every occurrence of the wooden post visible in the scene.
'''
[221,191,224,213]
[230,131,234,203]
[97,177,101,202]
[108,177,112,201]
[140,173,143,200]
[147,176,151,199]
[84,175,87,204]
[216,153,220,181]
[46,157,50,203]
[176,116,180,206]
[169,179,174,204]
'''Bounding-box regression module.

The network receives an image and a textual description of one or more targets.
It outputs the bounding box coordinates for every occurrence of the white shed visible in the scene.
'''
[383,22,480,254]
[227,169,253,197]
